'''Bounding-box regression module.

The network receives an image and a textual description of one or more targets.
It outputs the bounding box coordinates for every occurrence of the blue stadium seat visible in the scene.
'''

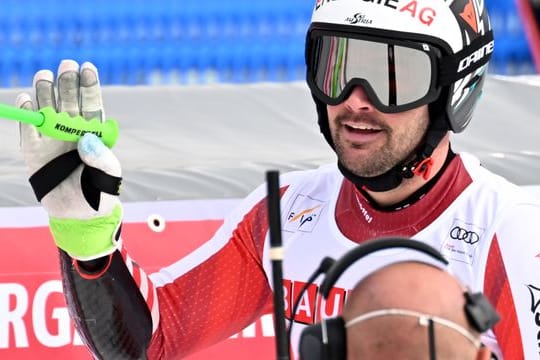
[487,0,534,75]
[0,0,535,88]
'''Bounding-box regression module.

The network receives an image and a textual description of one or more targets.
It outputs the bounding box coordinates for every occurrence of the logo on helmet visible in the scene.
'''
[457,40,494,73]
[364,0,438,27]
[399,1,437,26]
[361,0,399,10]
[345,13,373,25]
[315,0,339,11]
[459,0,479,33]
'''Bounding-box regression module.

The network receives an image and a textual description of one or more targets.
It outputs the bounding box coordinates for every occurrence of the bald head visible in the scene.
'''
[341,262,490,360]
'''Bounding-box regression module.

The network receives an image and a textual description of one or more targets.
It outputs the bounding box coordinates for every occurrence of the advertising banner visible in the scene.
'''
[0,200,276,360]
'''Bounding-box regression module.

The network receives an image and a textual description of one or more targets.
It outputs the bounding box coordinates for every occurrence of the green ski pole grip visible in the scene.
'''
[38,107,119,148]
[0,103,119,148]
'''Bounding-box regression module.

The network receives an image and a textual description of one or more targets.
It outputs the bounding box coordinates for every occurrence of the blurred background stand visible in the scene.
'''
[0,0,536,88]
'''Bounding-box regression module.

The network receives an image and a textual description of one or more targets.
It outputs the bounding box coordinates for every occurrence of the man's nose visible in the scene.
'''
[343,86,375,112]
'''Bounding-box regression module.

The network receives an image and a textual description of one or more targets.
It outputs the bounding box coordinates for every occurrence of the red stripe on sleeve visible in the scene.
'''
[146,188,289,358]
[484,235,524,359]
[146,272,155,310]
[132,263,142,288]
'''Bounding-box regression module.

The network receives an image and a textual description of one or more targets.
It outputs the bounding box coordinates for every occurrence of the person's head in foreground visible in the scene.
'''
[342,262,493,359]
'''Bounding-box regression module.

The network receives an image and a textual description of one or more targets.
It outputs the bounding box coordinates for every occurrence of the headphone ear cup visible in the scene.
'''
[299,323,325,360]
[327,317,347,359]
[464,292,501,332]
[298,317,347,360]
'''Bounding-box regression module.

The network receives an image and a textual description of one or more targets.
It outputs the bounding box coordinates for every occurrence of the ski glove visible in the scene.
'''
[18,59,123,261]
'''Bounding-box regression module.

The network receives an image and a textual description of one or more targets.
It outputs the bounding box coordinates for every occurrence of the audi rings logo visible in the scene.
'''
[450,226,480,244]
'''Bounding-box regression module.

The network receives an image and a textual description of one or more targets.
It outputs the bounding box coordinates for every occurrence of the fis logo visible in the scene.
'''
[284,194,325,233]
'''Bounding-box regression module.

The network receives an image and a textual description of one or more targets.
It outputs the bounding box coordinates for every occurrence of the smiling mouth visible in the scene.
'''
[345,124,383,133]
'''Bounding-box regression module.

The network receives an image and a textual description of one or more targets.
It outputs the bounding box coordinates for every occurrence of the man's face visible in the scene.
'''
[327,86,430,178]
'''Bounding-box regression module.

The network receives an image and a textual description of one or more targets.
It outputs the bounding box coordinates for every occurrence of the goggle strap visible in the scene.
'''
[438,31,494,86]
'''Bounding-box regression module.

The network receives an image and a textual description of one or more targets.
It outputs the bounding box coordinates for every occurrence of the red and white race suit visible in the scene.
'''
[65,153,540,359]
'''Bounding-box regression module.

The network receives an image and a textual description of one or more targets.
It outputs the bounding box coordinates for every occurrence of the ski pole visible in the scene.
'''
[0,103,119,148]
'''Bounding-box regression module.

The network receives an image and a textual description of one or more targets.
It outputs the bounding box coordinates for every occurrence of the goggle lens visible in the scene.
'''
[309,33,439,112]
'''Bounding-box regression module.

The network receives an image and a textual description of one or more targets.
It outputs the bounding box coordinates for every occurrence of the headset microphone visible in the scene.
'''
[298,237,501,360]
[264,172,499,360]
[287,256,335,351]
[318,237,447,298]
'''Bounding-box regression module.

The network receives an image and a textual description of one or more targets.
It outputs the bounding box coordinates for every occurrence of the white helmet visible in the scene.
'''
[305,0,494,190]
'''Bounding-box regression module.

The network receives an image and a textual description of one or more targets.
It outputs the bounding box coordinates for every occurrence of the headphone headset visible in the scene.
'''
[296,237,500,360]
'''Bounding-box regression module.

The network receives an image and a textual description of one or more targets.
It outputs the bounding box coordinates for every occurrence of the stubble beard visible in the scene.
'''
[332,113,428,178]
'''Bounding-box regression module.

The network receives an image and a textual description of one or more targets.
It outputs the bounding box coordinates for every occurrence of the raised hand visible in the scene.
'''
[17,59,123,260]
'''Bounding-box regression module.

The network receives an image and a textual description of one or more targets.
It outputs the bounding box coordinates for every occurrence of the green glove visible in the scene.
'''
[18,60,123,261]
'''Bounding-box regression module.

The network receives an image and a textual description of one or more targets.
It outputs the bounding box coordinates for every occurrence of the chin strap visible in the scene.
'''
[338,127,447,192]
[313,84,451,192]
[399,125,447,181]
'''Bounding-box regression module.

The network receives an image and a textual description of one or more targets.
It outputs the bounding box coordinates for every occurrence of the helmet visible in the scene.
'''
[304,0,494,190]
[306,0,493,133]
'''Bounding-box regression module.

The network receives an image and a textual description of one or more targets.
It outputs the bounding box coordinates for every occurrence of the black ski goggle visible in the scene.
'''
[306,30,444,113]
